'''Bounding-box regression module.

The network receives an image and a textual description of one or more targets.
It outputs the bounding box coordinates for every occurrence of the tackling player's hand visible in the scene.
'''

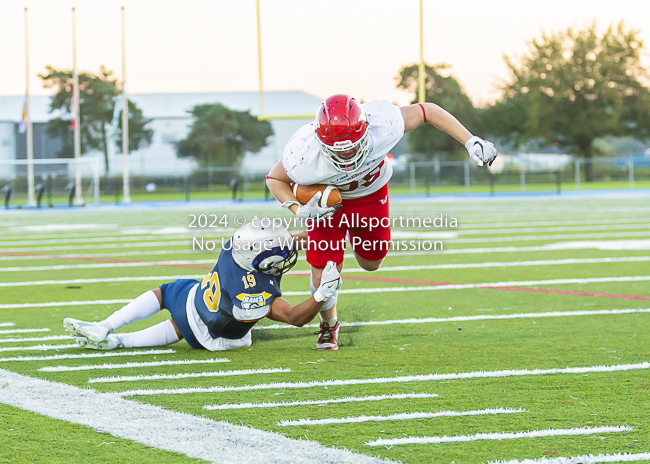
[296,191,341,221]
[465,136,498,167]
[313,261,342,302]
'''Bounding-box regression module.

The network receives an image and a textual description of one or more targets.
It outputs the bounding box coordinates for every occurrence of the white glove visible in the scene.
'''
[313,261,342,302]
[466,136,498,167]
[296,191,341,221]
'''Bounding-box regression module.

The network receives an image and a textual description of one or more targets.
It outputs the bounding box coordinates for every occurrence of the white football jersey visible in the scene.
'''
[282,101,405,199]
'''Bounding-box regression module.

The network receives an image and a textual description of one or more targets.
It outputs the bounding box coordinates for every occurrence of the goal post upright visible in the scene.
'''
[121,6,131,204]
[71,7,84,206]
[24,7,36,207]
[256,0,265,119]
[255,0,314,122]
[418,0,425,104]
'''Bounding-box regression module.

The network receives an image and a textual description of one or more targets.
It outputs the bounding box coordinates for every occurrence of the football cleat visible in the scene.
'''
[74,334,123,350]
[63,318,110,343]
[316,320,340,351]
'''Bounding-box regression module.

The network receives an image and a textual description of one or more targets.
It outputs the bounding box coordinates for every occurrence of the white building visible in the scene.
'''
[0,91,321,179]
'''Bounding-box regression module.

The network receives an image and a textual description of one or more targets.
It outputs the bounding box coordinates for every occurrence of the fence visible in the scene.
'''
[0,158,100,208]
[1,156,648,207]
[390,156,649,195]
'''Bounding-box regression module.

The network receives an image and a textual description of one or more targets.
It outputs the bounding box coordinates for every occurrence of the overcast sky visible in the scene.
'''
[1,0,649,108]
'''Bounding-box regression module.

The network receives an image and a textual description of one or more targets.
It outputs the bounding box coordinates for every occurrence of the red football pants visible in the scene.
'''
[306,183,390,268]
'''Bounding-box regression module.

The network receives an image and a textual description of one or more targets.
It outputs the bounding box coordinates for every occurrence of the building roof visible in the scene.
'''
[0,91,322,122]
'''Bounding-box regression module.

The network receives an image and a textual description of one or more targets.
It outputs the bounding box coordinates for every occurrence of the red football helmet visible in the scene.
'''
[315,94,371,172]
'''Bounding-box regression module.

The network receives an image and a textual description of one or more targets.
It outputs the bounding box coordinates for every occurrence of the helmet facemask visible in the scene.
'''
[318,126,371,173]
[252,246,298,276]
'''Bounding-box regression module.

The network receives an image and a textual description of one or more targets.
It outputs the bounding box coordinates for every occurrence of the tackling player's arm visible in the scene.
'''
[267,295,325,327]
[401,103,498,167]
[266,260,342,327]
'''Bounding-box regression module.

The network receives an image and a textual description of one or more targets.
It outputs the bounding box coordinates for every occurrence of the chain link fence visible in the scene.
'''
[2,156,649,207]
[392,156,649,195]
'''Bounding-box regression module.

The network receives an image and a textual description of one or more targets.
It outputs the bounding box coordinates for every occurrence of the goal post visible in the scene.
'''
[0,157,100,207]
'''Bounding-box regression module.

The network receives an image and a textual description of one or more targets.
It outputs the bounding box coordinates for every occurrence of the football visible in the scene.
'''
[292,183,342,208]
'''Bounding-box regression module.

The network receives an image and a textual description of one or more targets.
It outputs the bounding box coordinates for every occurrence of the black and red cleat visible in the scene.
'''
[316,320,340,350]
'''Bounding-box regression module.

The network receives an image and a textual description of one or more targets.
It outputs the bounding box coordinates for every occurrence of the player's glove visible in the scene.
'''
[465,136,498,167]
[296,192,341,221]
[313,261,342,302]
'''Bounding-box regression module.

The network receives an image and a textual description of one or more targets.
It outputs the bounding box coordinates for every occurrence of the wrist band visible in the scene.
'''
[418,103,427,123]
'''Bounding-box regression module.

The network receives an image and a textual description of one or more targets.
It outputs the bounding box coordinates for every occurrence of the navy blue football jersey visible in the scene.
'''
[194,239,282,339]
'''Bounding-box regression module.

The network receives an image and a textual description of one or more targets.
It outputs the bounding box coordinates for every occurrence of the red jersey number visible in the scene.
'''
[338,161,384,193]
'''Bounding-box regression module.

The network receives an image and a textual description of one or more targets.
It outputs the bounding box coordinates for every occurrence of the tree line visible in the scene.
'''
[401,22,650,181]
[40,22,650,182]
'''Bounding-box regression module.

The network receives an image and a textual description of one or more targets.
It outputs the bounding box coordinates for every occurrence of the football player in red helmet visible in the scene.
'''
[314,94,371,173]
[266,94,498,350]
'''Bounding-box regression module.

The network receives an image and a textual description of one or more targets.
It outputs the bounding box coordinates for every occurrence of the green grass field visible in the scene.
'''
[1,191,650,463]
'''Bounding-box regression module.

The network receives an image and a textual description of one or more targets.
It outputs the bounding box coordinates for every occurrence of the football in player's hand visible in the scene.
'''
[292,184,342,208]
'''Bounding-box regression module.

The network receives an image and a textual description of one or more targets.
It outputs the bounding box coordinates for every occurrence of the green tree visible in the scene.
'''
[176,104,273,167]
[40,66,153,175]
[397,63,478,160]
[485,22,650,181]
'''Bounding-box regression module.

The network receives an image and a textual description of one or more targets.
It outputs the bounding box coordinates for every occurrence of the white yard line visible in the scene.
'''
[0,369,388,464]
[0,328,50,335]
[339,256,650,273]
[0,349,175,363]
[0,275,199,288]
[278,407,526,426]
[0,323,15,327]
[457,217,650,229]
[0,234,199,247]
[0,300,131,310]
[87,367,290,383]
[255,308,650,330]
[0,344,79,352]
[1,220,646,244]
[2,240,190,253]
[5,274,650,291]
[0,249,193,262]
[116,362,650,397]
[364,426,634,446]
[4,255,644,274]
[382,240,650,257]
[449,231,650,244]
[39,357,229,372]
[282,275,650,297]
[204,392,440,410]
[0,226,236,241]
[0,260,214,272]
[487,452,650,464]
[2,239,650,265]
[0,335,73,344]
[6,256,650,275]
[455,223,650,236]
